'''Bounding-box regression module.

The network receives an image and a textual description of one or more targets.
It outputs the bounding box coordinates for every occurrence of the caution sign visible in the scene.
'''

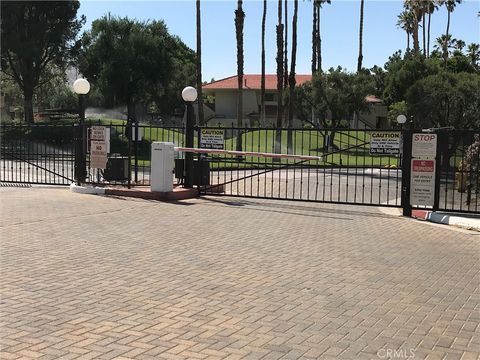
[200,129,224,149]
[90,140,108,169]
[410,159,435,206]
[369,132,401,155]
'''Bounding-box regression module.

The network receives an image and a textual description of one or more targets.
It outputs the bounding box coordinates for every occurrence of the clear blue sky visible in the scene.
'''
[79,0,480,81]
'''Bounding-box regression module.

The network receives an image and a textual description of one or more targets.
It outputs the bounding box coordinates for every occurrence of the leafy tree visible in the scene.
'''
[406,71,480,129]
[387,101,408,127]
[79,16,194,122]
[1,1,85,123]
[383,55,433,105]
[311,67,374,146]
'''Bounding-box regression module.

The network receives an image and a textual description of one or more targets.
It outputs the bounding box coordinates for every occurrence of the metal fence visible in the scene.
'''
[436,130,479,213]
[1,124,76,185]
[1,123,478,214]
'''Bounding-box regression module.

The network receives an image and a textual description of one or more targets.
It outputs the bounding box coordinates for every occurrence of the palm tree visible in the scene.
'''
[454,39,466,52]
[357,0,364,72]
[405,0,423,55]
[235,0,245,152]
[315,0,331,72]
[397,10,414,52]
[287,0,298,154]
[434,34,456,57]
[467,43,480,69]
[196,0,204,125]
[275,0,284,154]
[311,0,317,73]
[260,0,267,126]
[425,0,439,57]
[443,0,462,63]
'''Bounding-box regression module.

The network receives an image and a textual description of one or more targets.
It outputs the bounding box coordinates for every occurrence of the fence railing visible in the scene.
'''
[1,123,478,214]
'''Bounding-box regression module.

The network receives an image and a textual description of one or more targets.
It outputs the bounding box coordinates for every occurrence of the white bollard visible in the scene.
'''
[151,142,174,192]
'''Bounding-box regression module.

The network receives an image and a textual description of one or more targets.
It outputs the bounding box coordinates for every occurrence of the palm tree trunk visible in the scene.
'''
[261,0,267,126]
[444,9,451,63]
[412,19,419,55]
[317,3,321,72]
[357,0,364,73]
[311,2,317,74]
[275,0,284,154]
[196,0,204,125]
[284,0,289,90]
[235,0,245,152]
[407,31,410,52]
[427,11,431,57]
[287,0,298,154]
[422,11,426,57]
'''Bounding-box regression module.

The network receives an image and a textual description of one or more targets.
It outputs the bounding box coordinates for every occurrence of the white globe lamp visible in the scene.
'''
[73,78,90,95]
[396,114,407,124]
[182,86,197,102]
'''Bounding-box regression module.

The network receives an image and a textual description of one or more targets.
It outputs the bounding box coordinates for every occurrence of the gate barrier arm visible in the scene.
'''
[174,147,323,162]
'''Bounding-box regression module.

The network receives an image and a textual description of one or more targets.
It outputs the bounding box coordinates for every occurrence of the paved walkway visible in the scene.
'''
[0,188,479,360]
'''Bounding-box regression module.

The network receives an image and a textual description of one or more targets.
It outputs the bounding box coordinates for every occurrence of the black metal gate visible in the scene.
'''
[1,124,76,185]
[198,127,479,214]
[199,127,403,208]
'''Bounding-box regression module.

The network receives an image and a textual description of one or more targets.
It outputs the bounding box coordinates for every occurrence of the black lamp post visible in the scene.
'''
[73,78,90,185]
[182,86,197,188]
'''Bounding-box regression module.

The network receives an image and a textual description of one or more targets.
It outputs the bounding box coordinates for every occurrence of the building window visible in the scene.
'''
[265,93,275,102]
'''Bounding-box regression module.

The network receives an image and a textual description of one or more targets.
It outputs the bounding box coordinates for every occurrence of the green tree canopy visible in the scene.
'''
[1,0,85,123]
[79,15,195,120]
[406,71,480,129]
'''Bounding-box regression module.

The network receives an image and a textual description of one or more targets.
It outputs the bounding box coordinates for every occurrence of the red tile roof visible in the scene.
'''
[203,74,384,103]
[203,74,312,91]
[365,95,383,103]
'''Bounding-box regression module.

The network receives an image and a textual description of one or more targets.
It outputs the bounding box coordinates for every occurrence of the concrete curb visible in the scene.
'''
[104,187,198,201]
[69,183,106,195]
[412,209,480,232]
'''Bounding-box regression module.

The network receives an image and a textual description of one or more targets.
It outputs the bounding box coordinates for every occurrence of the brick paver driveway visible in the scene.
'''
[0,187,479,360]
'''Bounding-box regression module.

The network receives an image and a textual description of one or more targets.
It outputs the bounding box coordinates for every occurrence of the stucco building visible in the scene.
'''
[202,74,388,129]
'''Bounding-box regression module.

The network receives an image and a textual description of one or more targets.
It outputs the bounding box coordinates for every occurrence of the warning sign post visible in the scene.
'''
[410,159,436,207]
[90,140,108,170]
[200,129,224,149]
[369,132,401,155]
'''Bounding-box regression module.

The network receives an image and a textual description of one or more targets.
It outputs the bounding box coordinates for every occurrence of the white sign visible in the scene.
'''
[91,126,106,141]
[90,140,108,169]
[200,129,224,149]
[410,159,435,207]
[412,133,437,158]
[370,132,401,155]
[88,126,110,153]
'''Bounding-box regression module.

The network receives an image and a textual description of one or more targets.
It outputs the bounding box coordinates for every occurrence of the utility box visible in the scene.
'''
[174,158,210,186]
[103,157,129,181]
[151,142,174,192]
